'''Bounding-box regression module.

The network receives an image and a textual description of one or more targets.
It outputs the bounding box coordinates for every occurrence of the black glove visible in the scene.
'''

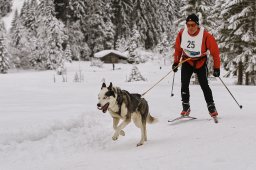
[172,63,179,72]
[213,68,220,77]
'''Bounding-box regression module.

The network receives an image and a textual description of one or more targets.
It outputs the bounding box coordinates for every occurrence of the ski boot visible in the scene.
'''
[208,102,218,123]
[181,102,190,116]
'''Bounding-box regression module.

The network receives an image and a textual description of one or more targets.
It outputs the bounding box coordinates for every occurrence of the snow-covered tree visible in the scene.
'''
[116,36,129,52]
[104,19,115,49]
[178,0,215,31]
[209,0,226,36]
[128,25,141,63]
[86,0,115,55]
[0,37,10,73]
[112,0,133,48]
[32,0,68,70]
[68,0,88,21]
[217,0,256,85]
[0,0,12,18]
[65,21,85,60]
[127,65,146,82]
[86,13,105,54]
[54,0,69,23]
[25,0,38,33]
[156,33,172,65]
[64,44,72,62]
[9,11,34,69]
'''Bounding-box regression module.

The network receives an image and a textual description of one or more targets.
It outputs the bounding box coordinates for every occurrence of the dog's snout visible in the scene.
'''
[97,103,101,107]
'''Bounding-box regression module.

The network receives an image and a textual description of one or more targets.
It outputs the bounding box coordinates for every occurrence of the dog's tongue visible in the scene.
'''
[101,103,109,113]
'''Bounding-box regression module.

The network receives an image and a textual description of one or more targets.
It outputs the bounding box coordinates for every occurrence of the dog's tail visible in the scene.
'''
[147,114,158,124]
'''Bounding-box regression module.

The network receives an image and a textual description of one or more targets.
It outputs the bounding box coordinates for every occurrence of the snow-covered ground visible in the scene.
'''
[0,61,255,170]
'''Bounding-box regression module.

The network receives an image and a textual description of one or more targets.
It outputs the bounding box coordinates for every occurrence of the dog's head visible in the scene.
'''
[97,82,116,113]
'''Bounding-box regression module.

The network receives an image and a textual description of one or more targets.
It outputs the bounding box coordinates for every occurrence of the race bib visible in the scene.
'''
[181,26,204,58]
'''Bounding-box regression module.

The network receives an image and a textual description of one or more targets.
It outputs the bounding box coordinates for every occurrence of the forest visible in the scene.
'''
[0,0,255,85]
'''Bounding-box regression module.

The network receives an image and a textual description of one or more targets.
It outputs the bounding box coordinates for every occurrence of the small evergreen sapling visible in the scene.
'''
[127,65,146,82]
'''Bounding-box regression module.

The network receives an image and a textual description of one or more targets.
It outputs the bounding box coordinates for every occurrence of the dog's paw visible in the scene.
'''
[119,130,125,136]
[136,142,144,147]
[112,134,119,141]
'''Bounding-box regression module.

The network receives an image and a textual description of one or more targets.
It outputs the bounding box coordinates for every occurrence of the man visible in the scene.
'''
[172,13,220,119]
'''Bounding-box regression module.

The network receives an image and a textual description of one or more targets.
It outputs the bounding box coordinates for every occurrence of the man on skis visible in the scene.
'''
[172,13,220,120]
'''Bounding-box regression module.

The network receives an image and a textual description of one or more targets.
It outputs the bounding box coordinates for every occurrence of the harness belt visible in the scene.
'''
[182,55,207,69]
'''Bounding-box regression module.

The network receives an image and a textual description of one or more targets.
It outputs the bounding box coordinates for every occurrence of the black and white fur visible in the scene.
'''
[97,82,157,146]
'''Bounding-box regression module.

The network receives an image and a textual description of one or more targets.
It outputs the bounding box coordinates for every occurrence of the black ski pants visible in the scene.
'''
[181,61,214,104]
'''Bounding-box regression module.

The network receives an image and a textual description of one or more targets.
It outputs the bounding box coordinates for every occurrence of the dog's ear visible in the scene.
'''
[108,82,113,90]
[101,82,106,89]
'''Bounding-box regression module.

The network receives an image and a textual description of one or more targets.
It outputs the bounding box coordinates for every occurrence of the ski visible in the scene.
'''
[168,115,197,123]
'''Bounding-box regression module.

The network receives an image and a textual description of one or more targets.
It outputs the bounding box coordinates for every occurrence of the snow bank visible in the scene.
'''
[0,111,113,170]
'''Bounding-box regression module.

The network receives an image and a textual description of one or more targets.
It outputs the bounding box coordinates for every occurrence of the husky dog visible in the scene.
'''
[97,82,157,146]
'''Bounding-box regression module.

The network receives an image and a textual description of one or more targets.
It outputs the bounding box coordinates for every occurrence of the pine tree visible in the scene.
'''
[209,0,226,36]
[0,0,12,18]
[130,0,174,49]
[32,0,68,70]
[9,8,35,69]
[116,36,129,52]
[68,0,88,21]
[26,0,38,33]
[179,0,214,29]
[111,0,133,48]
[128,25,141,63]
[54,0,69,24]
[86,0,115,55]
[127,65,146,82]
[156,33,172,65]
[66,0,91,60]
[104,19,115,49]
[64,44,72,62]
[0,37,10,73]
[10,9,19,34]
[19,0,29,26]
[217,0,256,85]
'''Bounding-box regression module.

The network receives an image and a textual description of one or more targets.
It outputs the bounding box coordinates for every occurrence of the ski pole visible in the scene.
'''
[171,72,175,97]
[218,77,243,109]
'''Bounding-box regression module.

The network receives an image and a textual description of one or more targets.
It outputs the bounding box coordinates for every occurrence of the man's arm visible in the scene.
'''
[173,30,183,64]
[206,33,221,69]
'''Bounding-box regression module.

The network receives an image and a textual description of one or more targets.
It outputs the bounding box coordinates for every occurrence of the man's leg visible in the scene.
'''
[196,64,218,117]
[181,62,194,115]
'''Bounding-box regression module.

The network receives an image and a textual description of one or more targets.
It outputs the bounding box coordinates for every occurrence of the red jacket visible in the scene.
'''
[173,28,220,69]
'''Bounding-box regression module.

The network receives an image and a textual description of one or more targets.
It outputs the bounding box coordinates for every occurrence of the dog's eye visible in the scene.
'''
[103,96,108,99]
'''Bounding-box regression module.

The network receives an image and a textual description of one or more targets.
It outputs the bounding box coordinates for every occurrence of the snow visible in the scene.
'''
[0,61,256,170]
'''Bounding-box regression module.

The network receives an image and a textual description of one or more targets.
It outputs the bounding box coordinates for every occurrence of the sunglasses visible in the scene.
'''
[186,23,197,28]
